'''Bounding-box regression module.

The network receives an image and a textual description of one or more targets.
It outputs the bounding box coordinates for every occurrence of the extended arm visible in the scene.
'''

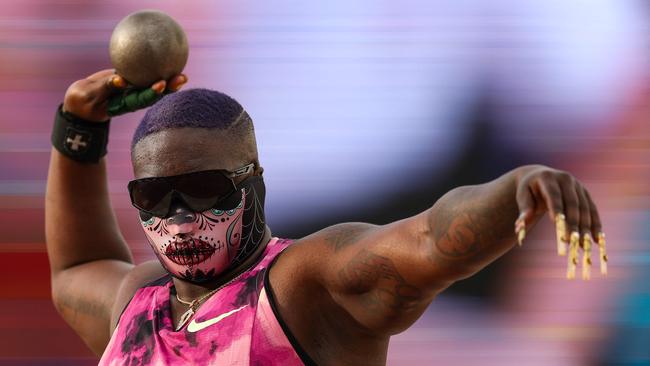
[280,165,603,336]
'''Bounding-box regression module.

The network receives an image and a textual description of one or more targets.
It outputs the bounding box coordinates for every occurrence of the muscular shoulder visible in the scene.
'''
[270,224,377,315]
[272,223,376,282]
[269,225,391,364]
[109,260,167,333]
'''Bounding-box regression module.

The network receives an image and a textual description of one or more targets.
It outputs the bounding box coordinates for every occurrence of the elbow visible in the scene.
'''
[50,273,68,318]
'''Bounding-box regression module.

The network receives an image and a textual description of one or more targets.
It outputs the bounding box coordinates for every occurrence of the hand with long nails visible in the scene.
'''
[512,167,607,280]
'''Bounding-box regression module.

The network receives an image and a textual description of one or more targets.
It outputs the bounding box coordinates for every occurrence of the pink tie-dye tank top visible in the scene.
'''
[99,238,315,366]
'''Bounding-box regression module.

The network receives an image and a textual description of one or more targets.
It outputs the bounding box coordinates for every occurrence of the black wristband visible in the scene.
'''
[51,104,110,164]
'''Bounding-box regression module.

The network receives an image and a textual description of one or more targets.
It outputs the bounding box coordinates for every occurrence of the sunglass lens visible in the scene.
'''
[210,189,243,210]
[175,172,234,211]
[131,180,172,216]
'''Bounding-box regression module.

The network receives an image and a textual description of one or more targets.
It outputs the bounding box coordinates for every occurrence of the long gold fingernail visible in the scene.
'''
[597,232,607,276]
[567,231,579,280]
[517,227,526,246]
[582,234,592,280]
[515,217,526,247]
[555,213,567,256]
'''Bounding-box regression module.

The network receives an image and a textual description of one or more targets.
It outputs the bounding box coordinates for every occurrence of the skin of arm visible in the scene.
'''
[278,164,601,337]
[46,146,135,354]
[45,70,184,354]
[329,168,524,335]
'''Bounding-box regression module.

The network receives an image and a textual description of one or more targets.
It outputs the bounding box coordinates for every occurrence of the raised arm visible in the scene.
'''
[278,165,603,336]
[45,70,184,354]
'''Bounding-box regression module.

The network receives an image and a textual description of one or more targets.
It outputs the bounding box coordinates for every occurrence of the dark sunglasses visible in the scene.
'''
[127,163,256,219]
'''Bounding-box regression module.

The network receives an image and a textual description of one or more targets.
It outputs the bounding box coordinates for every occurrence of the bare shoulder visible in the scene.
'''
[268,224,394,365]
[271,222,377,282]
[317,222,379,251]
[109,260,167,333]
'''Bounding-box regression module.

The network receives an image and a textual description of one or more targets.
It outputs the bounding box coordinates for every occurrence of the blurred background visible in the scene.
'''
[0,0,648,365]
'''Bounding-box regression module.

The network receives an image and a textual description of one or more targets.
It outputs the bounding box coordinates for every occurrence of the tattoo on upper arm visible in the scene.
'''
[338,249,422,311]
[324,224,372,251]
[55,282,106,319]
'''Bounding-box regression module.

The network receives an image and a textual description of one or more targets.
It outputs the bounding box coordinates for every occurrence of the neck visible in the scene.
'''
[172,226,272,302]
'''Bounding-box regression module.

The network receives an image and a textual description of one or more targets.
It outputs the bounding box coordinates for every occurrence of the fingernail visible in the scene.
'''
[517,227,526,246]
[172,77,188,91]
[111,76,126,88]
[582,234,592,280]
[555,213,567,256]
[597,232,607,276]
[152,81,166,94]
[570,231,580,249]
[566,231,579,280]
[514,215,526,246]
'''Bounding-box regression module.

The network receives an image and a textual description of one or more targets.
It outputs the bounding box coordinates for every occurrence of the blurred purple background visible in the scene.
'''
[0,0,648,365]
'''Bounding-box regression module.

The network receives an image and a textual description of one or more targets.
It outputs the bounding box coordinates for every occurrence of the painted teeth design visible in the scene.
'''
[164,238,216,266]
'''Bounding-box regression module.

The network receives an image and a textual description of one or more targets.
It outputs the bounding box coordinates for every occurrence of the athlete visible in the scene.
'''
[45,70,607,365]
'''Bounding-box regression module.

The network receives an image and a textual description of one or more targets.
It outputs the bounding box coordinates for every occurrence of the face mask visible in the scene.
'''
[139,176,267,283]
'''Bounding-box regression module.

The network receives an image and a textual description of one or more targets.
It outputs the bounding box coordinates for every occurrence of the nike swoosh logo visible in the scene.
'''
[187,305,248,333]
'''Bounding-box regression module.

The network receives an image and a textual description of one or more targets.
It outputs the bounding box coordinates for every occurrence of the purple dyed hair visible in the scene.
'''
[131,88,252,149]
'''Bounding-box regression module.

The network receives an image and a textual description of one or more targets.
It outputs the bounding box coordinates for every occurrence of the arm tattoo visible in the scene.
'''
[433,211,484,259]
[57,290,106,319]
[54,280,106,319]
[324,223,372,251]
[339,249,422,311]
[429,185,519,265]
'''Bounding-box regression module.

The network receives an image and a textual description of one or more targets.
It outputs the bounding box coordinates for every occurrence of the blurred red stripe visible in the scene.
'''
[0,252,51,299]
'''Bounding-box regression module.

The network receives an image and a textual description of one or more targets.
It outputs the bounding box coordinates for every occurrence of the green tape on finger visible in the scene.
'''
[107,88,164,116]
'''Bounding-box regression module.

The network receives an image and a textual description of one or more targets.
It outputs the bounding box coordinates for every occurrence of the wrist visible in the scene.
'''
[51,104,111,164]
[61,103,109,123]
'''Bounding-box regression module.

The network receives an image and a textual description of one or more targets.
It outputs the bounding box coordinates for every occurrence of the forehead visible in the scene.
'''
[132,128,248,178]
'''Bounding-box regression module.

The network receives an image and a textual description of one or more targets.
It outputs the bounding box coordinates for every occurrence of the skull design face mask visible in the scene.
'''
[139,176,267,283]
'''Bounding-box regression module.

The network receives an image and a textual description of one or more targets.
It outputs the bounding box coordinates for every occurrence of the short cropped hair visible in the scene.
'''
[131,88,254,150]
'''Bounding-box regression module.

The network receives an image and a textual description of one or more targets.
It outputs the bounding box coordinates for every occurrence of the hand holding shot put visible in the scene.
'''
[45,9,607,366]
[62,69,187,122]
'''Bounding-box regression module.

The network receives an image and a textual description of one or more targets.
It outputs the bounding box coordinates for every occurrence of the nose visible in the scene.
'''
[165,204,197,236]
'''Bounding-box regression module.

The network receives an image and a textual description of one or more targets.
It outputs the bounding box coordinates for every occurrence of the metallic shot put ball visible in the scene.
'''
[109,10,189,88]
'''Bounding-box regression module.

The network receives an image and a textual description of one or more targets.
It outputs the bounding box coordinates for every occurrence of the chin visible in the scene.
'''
[167,258,232,283]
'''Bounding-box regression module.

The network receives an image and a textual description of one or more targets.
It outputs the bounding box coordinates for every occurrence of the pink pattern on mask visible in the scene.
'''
[140,191,245,282]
